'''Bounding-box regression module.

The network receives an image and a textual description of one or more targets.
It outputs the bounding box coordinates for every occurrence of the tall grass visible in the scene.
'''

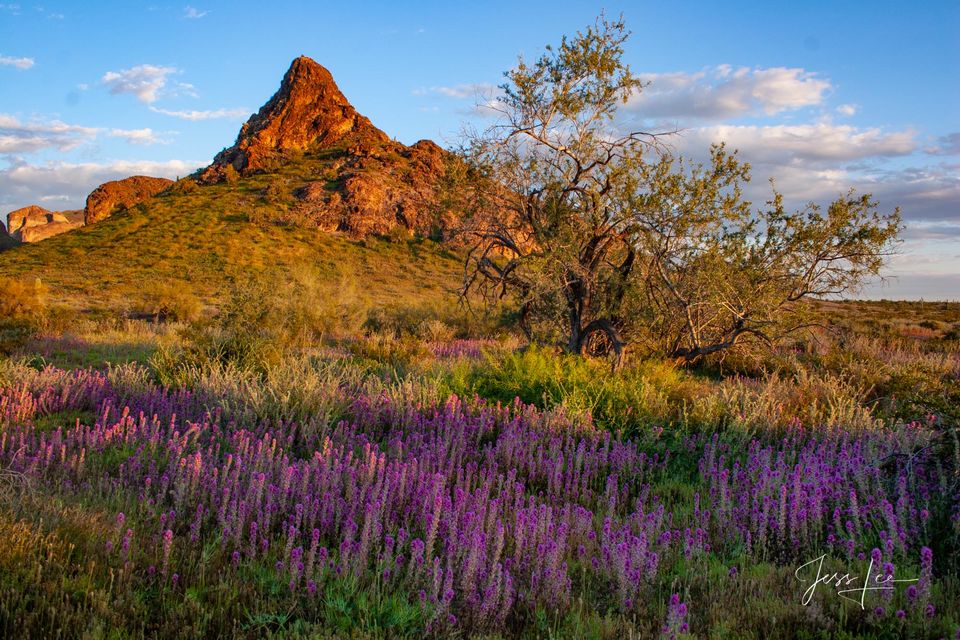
[0,294,957,638]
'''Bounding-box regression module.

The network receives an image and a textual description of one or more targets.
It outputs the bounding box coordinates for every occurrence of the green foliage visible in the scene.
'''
[260,178,289,205]
[0,277,47,353]
[135,283,204,322]
[317,575,428,637]
[168,177,200,195]
[456,15,901,366]
[222,164,240,184]
[0,277,46,319]
[151,278,286,380]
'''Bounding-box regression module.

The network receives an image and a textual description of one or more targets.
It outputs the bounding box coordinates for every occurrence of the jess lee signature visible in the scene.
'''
[795,554,918,609]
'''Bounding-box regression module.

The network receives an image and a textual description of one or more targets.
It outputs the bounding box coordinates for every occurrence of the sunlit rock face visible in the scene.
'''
[199,55,451,238]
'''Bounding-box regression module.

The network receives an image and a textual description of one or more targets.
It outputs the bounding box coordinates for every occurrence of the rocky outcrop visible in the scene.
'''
[84,176,173,225]
[201,56,389,181]
[6,205,85,243]
[287,138,450,237]
[201,55,452,238]
[2,175,172,245]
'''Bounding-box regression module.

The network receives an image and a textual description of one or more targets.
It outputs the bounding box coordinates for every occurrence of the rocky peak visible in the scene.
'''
[193,55,457,239]
[201,56,388,180]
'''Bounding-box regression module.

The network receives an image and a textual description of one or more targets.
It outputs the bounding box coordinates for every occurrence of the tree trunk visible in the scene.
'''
[578,318,626,371]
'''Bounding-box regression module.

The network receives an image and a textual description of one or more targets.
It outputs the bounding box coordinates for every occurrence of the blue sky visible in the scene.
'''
[1,0,957,299]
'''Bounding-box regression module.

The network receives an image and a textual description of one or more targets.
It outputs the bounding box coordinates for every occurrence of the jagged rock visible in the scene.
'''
[201,56,388,180]
[6,205,85,242]
[201,55,452,238]
[84,176,174,225]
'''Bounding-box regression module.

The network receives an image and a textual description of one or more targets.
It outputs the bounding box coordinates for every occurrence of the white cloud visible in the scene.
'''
[0,54,34,69]
[0,115,178,152]
[675,123,916,164]
[183,6,209,19]
[662,125,955,224]
[0,114,98,153]
[101,64,179,104]
[173,81,199,98]
[626,66,831,121]
[900,221,960,241]
[416,83,509,119]
[149,106,249,121]
[836,103,859,116]
[415,83,498,99]
[768,162,958,225]
[108,128,171,145]
[0,158,203,212]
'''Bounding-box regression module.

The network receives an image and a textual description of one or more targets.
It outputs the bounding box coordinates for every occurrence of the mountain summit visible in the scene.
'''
[201,56,389,179]
[201,55,451,237]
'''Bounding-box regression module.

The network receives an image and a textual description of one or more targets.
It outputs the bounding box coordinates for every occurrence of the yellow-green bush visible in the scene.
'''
[136,283,204,322]
[0,278,47,353]
[0,277,45,320]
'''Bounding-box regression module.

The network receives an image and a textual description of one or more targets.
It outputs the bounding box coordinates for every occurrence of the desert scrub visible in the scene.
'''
[134,283,205,322]
[0,277,47,353]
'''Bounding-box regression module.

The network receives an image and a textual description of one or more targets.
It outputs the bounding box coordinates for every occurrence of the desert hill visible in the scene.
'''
[200,55,451,238]
[0,56,461,314]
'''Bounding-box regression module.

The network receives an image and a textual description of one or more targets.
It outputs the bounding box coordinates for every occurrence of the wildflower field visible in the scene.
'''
[0,298,957,639]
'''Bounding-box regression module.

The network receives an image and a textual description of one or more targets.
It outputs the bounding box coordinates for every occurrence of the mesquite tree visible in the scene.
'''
[454,16,901,365]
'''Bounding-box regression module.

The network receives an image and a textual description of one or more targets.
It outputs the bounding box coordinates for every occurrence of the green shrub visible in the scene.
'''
[0,278,45,319]
[167,177,199,195]
[151,278,283,380]
[385,225,412,244]
[418,319,455,342]
[135,284,204,322]
[151,268,373,382]
[260,178,288,204]
[0,278,47,353]
[222,165,240,184]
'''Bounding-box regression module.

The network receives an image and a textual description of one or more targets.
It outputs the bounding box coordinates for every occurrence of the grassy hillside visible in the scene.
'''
[0,150,462,316]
